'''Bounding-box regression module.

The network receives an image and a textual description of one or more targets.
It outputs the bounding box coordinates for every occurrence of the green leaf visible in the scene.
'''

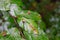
[11,0,24,7]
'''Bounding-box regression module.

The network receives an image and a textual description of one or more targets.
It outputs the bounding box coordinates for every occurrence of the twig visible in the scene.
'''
[8,11,25,38]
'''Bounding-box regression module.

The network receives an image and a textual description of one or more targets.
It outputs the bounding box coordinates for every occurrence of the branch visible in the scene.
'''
[8,11,25,38]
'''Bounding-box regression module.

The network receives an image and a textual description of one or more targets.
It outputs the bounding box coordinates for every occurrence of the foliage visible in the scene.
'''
[0,0,49,40]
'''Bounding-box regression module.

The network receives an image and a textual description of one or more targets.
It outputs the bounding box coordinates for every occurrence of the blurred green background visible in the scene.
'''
[0,0,60,40]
